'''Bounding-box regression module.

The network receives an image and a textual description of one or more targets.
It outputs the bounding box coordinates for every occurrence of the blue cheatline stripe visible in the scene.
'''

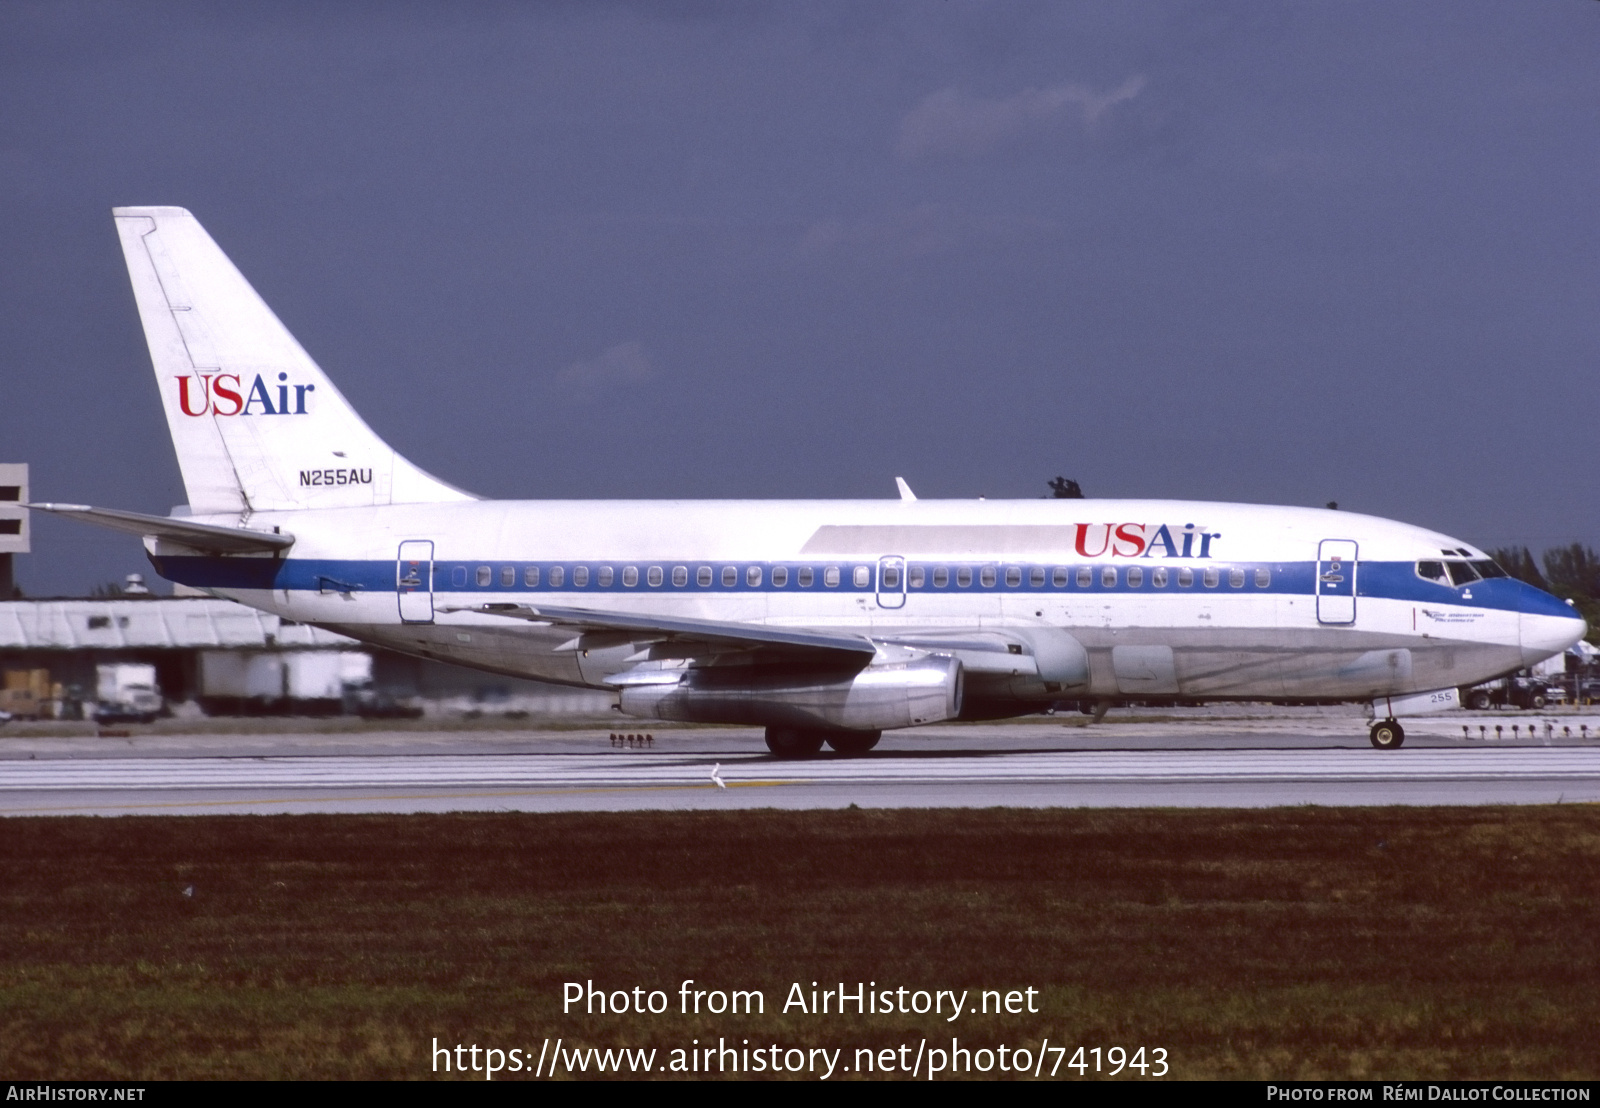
[146,556,1554,615]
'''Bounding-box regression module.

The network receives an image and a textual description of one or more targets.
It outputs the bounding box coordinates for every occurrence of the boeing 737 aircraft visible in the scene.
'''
[30,207,1587,754]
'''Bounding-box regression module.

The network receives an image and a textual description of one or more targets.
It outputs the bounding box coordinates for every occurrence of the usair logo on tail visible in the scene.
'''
[175,372,315,416]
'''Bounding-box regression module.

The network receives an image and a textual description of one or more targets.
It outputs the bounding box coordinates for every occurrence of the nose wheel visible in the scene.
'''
[1369,719,1405,750]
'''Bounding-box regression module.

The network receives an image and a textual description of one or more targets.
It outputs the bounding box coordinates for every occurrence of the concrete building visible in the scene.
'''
[0,463,27,599]
[0,594,611,719]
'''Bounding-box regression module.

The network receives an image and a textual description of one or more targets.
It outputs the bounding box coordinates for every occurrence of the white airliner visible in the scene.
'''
[31,207,1587,754]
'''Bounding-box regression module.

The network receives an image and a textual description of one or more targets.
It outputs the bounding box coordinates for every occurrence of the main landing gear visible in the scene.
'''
[764,726,882,759]
[1369,718,1405,750]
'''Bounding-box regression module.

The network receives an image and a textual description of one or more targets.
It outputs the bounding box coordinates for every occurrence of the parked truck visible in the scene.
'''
[94,663,164,724]
[197,650,372,715]
[1461,673,1553,711]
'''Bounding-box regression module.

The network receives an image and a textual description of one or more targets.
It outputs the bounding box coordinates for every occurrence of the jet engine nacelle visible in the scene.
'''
[617,655,963,732]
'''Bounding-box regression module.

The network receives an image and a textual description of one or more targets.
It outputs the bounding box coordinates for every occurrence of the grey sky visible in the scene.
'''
[2,1,1596,595]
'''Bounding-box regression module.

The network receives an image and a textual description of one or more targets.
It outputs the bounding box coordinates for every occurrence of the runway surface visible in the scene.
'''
[5,709,1600,815]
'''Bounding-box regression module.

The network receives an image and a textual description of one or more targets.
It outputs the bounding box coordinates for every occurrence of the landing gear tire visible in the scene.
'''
[1369,719,1405,750]
[1466,690,1491,711]
[823,730,881,756]
[765,726,826,759]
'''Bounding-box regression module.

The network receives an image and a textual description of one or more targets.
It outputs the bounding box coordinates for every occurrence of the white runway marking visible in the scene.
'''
[5,748,1600,791]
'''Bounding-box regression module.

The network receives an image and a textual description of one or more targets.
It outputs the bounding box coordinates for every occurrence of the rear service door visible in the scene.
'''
[397,540,435,623]
[877,555,907,609]
[1316,539,1358,625]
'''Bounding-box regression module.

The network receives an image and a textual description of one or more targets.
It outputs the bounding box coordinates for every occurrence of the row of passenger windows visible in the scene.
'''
[450,563,1273,590]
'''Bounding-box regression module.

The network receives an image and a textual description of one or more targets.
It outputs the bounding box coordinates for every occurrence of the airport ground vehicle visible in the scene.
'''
[30,207,1589,755]
[1461,675,1554,711]
[1541,673,1600,705]
[92,662,163,724]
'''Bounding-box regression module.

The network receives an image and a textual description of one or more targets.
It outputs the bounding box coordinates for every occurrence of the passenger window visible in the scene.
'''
[1203,567,1219,588]
[1005,566,1021,587]
[882,565,900,588]
[672,566,688,587]
[476,566,491,587]
[799,566,814,587]
[1127,567,1143,588]
[909,566,925,588]
[747,566,763,587]
[1030,567,1045,587]
[698,566,713,587]
[853,565,870,588]
[1229,567,1244,588]
[1446,561,1481,587]
[980,567,997,587]
[572,566,588,587]
[1178,567,1193,588]
[1077,567,1092,588]
[957,567,972,587]
[549,566,564,588]
[598,566,614,587]
[524,566,540,587]
[1254,568,1270,588]
[627,566,644,587]
[1101,566,1117,588]
[933,567,949,588]
[824,566,841,588]
[500,566,515,588]
[1416,561,1447,583]
[452,566,467,587]
[773,566,788,587]
[1053,567,1068,587]
[722,566,738,587]
[1152,567,1168,588]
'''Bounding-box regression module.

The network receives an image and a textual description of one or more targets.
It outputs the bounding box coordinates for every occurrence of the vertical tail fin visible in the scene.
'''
[113,206,475,516]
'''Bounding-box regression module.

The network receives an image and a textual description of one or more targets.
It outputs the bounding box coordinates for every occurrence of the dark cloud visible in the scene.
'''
[1,1,1597,594]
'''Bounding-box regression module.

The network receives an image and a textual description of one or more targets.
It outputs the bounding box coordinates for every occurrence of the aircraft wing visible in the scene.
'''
[26,503,295,555]
[463,602,878,660]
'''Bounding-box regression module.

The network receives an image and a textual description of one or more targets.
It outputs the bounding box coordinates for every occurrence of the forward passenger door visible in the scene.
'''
[1316,539,1358,625]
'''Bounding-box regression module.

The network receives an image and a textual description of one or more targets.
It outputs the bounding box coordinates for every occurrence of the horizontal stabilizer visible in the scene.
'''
[464,603,877,660]
[26,503,294,555]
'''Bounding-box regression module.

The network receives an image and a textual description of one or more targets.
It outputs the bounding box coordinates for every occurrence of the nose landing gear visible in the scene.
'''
[1369,718,1405,750]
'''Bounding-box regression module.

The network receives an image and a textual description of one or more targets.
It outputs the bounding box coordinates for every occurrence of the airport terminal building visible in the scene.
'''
[0,592,610,721]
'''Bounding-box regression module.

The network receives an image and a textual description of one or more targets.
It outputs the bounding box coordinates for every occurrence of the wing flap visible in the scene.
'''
[463,602,877,660]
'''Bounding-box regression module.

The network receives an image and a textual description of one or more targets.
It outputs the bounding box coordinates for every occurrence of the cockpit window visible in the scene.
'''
[1472,560,1508,579]
[1445,560,1481,587]
[1416,560,1447,583]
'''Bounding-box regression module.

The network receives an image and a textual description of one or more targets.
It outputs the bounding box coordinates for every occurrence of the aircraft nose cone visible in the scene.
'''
[1519,598,1588,668]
